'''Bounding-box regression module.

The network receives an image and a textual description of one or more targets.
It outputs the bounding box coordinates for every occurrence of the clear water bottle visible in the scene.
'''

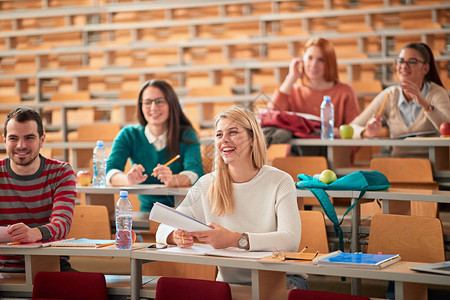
[320,95,334,140]
[115,191,133,250]
[92,140,107,188]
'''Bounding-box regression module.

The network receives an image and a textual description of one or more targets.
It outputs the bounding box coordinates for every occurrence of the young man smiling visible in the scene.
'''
[0,107,77,272]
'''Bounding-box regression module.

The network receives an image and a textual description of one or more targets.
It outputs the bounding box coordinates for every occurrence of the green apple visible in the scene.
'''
[319,169,337,184]
[339,124,354,139]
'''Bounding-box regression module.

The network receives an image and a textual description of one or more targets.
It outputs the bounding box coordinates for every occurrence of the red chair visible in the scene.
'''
[32,271,108,300]
[288,289,370,300]
[155,277,232,300]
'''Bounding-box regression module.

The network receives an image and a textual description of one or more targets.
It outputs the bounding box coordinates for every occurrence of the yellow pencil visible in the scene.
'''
[299,246,308,254]
[97,242,115,248]
[151,154,181,176]
[377,92,390,116]
[181,235,185,244]
[7,241,21,246]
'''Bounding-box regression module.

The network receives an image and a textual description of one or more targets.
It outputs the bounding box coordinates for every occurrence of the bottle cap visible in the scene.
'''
[120,191,128,197]
[96,140,104,147]
[323,95,331,102]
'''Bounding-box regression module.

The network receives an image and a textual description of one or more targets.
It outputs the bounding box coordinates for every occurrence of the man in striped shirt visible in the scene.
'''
[0,107,77,272]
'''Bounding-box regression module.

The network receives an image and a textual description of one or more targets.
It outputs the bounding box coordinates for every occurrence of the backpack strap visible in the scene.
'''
[309,188,344,251]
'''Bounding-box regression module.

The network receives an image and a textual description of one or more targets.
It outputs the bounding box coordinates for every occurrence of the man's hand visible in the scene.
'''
[7,223,42,243]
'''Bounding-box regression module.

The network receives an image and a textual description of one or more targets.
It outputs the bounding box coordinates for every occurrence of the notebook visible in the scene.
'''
[313,250,401,269]
[409,261,450,276]
[51,238,115,248]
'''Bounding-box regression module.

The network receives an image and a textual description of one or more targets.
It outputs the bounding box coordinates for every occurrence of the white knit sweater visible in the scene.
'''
[156,165,301,283]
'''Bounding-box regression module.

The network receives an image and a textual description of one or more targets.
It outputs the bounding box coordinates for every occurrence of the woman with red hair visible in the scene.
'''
[270,37,360,146]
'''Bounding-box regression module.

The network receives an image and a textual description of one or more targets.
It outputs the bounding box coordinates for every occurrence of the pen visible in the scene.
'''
[181,235,185,244]
[96,242,115,248]
[299,246,308,254]
[7,241,21,245]
[313,251,319,259]
[377,92,390,116]
[151,154,181,176]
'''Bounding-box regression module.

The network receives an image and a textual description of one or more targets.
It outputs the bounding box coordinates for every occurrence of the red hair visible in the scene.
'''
[302,37,339,83]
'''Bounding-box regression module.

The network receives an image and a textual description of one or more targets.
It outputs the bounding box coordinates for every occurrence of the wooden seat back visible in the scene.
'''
[267,144,291,165]
[272,156,330,207]
[367,214,445,263]
[67,205,111,239]
[188,85,234,124]
[367,157,438,217]
[299,210,329,254]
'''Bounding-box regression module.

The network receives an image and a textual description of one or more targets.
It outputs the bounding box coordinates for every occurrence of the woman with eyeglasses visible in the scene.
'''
[351,42,450,156]
[106,79,204,211]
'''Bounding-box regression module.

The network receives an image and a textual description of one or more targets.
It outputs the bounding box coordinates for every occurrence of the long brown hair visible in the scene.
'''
[136,79,196,159]
[402,43,444,88]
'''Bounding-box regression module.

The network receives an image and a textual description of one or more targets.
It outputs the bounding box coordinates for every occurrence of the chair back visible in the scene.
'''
[367,214,445,263]
[32,271,108,300]
[272,156,330,207]
[368,157,438,217]
[155,277,232,300]
[298,210,329,253]
[288,289,370,300]
[76,123,121,142]
[267,144,291,164]
[67,205,112,239]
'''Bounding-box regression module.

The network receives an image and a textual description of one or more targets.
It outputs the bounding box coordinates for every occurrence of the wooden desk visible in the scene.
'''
[131,248,450,300]
[288,138,450,181]
[77,184,189,208]
[0,243,147,298]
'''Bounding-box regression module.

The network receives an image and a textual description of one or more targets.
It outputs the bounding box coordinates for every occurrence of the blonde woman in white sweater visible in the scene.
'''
[351,43,450,157]
[156,106,305,288]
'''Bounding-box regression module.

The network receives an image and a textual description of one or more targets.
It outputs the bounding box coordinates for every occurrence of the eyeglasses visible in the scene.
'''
[395,58,426,67]
[141,97,167,107]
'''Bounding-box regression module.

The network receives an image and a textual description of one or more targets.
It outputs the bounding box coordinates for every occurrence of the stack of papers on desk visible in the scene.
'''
[313,250,401,269]
[157,244,272,259]
[149,202,212,232]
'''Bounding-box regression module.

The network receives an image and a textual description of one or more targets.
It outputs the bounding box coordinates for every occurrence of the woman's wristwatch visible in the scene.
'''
[238,233,249,249]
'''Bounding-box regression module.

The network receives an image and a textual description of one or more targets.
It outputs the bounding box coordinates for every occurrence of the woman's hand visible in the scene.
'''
[152,164,174,185]
[401,80,430,111]
[362,114,382,138]
[288,57,304,81]
[191,223,240,249]
[172,229,194,248]
[126,164,148,185]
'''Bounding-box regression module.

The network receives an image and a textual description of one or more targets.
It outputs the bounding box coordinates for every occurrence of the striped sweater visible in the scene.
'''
[0,155,76,272]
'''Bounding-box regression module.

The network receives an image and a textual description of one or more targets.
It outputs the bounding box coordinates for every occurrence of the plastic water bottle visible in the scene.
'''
[92,140,107,188]
[320,95,334,140]
[115,191,133,249]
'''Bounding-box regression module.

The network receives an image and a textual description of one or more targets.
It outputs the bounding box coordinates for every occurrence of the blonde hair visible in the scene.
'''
[302,37,339,84]
[209,106,267,216]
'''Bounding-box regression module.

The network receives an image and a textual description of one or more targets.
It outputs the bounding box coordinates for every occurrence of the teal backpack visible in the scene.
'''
[296,171,390,251]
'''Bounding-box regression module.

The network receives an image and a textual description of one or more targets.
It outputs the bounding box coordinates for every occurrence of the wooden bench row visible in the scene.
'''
[0,3,447,51]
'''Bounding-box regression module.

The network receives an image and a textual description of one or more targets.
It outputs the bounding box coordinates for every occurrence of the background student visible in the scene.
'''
[156,106,306,289]
[350,42,450,157]
[270,37,360,138]
[106,79,204,211]
[0,107,76,272]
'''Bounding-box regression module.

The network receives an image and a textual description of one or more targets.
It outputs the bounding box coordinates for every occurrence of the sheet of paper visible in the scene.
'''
[157,244,214,255]
[0,226,13,243]
[149,202,212,232]
[207,247,273,259]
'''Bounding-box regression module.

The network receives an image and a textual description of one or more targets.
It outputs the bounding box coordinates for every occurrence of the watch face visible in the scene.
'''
[238,234,248,248]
